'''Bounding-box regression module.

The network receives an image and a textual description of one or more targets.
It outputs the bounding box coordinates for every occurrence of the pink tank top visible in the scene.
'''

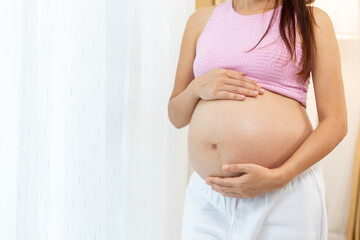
[193,0,310,108]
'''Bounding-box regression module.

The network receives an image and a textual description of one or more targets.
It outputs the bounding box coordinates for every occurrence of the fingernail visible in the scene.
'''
[259,88,265,93]
[256,82,262,87]
[223,165,230,170]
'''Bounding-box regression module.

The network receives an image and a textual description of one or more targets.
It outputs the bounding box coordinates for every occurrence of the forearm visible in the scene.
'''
[168,81,200,129]
[277,116,347,185]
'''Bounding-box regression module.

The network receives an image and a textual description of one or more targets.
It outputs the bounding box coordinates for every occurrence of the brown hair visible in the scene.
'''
[245,0,318,83]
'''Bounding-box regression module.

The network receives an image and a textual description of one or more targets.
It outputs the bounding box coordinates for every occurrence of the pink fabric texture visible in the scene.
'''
[193,0,310,108]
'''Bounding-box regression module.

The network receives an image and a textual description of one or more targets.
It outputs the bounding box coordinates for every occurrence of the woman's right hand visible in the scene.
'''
[190,68,265,101]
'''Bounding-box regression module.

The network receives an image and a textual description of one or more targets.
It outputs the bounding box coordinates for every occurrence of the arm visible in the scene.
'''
[168,7,214,129]
[276,6,348,185]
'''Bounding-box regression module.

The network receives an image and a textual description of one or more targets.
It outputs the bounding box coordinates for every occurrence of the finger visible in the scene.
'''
[206,176,237,187]
[240,74,263,87]
[207,182,237,192]
[221,77,263,92]
[224,69,246,80]
[215,91,245,101]
[220,84,259,97]
[210,183,239,194]
[225,70,261,86]
[223,163,254,173]
[225,70,255,84]
[224,193,242,198]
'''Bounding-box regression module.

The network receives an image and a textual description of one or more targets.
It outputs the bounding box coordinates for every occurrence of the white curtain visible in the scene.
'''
[0,0,195,239]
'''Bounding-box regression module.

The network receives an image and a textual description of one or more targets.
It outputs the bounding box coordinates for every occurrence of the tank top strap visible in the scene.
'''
[195,1,231,54]
[202,1,229,26]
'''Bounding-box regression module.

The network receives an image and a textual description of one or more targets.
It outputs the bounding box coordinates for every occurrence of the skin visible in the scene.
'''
[168,0,348,198]
[206,1,348,198]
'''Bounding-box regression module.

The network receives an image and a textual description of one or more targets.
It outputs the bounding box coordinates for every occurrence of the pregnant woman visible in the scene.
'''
[168,0,347,239]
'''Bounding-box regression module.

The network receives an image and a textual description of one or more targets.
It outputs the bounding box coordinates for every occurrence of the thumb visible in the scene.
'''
[222,163,254,173]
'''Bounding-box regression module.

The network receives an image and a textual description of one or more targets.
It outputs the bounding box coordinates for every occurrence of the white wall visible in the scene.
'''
[314,0,360,36]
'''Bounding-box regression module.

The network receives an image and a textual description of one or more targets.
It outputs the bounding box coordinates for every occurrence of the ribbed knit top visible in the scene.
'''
[193,0,310,108]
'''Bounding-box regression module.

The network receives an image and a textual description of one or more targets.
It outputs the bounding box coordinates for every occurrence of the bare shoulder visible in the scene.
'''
[310,6,334,31]
[190,5,217,19]
[308,5,339,69]
[188,5,217,42]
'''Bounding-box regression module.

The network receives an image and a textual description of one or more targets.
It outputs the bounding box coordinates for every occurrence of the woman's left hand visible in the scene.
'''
[205,163,290,198]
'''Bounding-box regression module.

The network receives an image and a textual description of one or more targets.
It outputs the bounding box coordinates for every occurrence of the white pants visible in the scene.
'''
[181,162,328,240]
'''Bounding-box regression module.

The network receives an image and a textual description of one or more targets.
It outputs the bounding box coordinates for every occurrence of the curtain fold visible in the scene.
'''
[0,0,195,239]
[347,119,360,240]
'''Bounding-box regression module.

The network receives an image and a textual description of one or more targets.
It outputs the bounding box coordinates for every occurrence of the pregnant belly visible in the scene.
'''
[188,89,313,180]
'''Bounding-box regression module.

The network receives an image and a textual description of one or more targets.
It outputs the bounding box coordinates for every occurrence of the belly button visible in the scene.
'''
[210,143,218,150]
